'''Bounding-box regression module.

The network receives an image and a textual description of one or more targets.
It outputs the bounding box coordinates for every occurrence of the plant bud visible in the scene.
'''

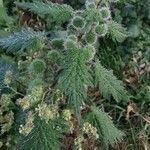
[84,45,96,61]
[99,7,111,21]
[72,16,85,29]
[51,38,64,50]
[64,39,77,50]
[95,23,108,36]
[85,1,96,9]
[47,50,61,63]
[85,30,97,44]
[29,59,46,74]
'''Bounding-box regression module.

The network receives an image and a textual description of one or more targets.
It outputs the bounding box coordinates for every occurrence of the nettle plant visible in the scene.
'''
[0,0,129,149]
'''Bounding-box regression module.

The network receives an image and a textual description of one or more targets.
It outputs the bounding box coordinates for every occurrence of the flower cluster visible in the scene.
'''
[63,109,74,132]
[0,94,14,134]
[63,109,72,121]
[36,103,59,123]
[4,70,12,85]
[29,85,43,105]
[16,85,43,110]
[82,122,99,139]
[1,111,14,134]
[19,111,34,136]
[53,89,65,103]
[74,134,84,150]
[16,96,30,111]
[0,94,11,113]
[64,0,114,64]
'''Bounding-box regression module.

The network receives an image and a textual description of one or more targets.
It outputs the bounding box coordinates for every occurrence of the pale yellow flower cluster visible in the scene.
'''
[36,103,59,123]
[53,89,65,103]
[1,111,14,134]
[19,111,34,136]
[4,70,12,85]
[63,109,72,121]
[16,85,43,110]
[74,135,84,150]
[16,97,30,111]
[82,122,99,139]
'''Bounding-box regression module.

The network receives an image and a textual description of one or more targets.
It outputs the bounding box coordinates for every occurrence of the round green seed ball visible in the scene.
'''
[85,1,96,9]
[51,39,64,50]
[99,7,111,20]
[72,16,85,29]
[95,23,108,36]
[47,50,61,63]
[29,59,46,74]
[84,45,96,61]
[64,39,77,50]
[85,30,97,44]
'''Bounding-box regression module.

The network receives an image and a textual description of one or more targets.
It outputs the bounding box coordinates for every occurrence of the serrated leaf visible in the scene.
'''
[0,4,13,26]
[95,60,129,102]
[58,48,92,119]
[15,1,73,25]
[0,28,45,53]
[86,106,124,148]
[108,21,128,43]
[18,117,67,150]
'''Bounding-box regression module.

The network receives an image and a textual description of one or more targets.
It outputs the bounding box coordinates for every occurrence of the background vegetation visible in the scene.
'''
[0,0,149,150]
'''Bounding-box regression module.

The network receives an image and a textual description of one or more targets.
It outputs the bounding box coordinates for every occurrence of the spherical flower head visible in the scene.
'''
[99,7,111,21]
[72,16,85,30]
[29,59,46,74]
[85,1,96,10]
[85,30,97,44]
[64,39,77,50]
[95,23,108,36]
[51,38,64,50]
[47,50,61,64]
[84,45,96,61]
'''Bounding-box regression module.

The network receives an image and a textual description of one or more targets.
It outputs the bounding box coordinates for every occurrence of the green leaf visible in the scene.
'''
[0,3,13,26]
[15,1,73,25]
[95,60,129,102]
[108,21,128,43]
[0,28,45,53]
[18,117,67,150]
[58,48,92,119]
[86,106,124,148]
[128,24,140,38]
